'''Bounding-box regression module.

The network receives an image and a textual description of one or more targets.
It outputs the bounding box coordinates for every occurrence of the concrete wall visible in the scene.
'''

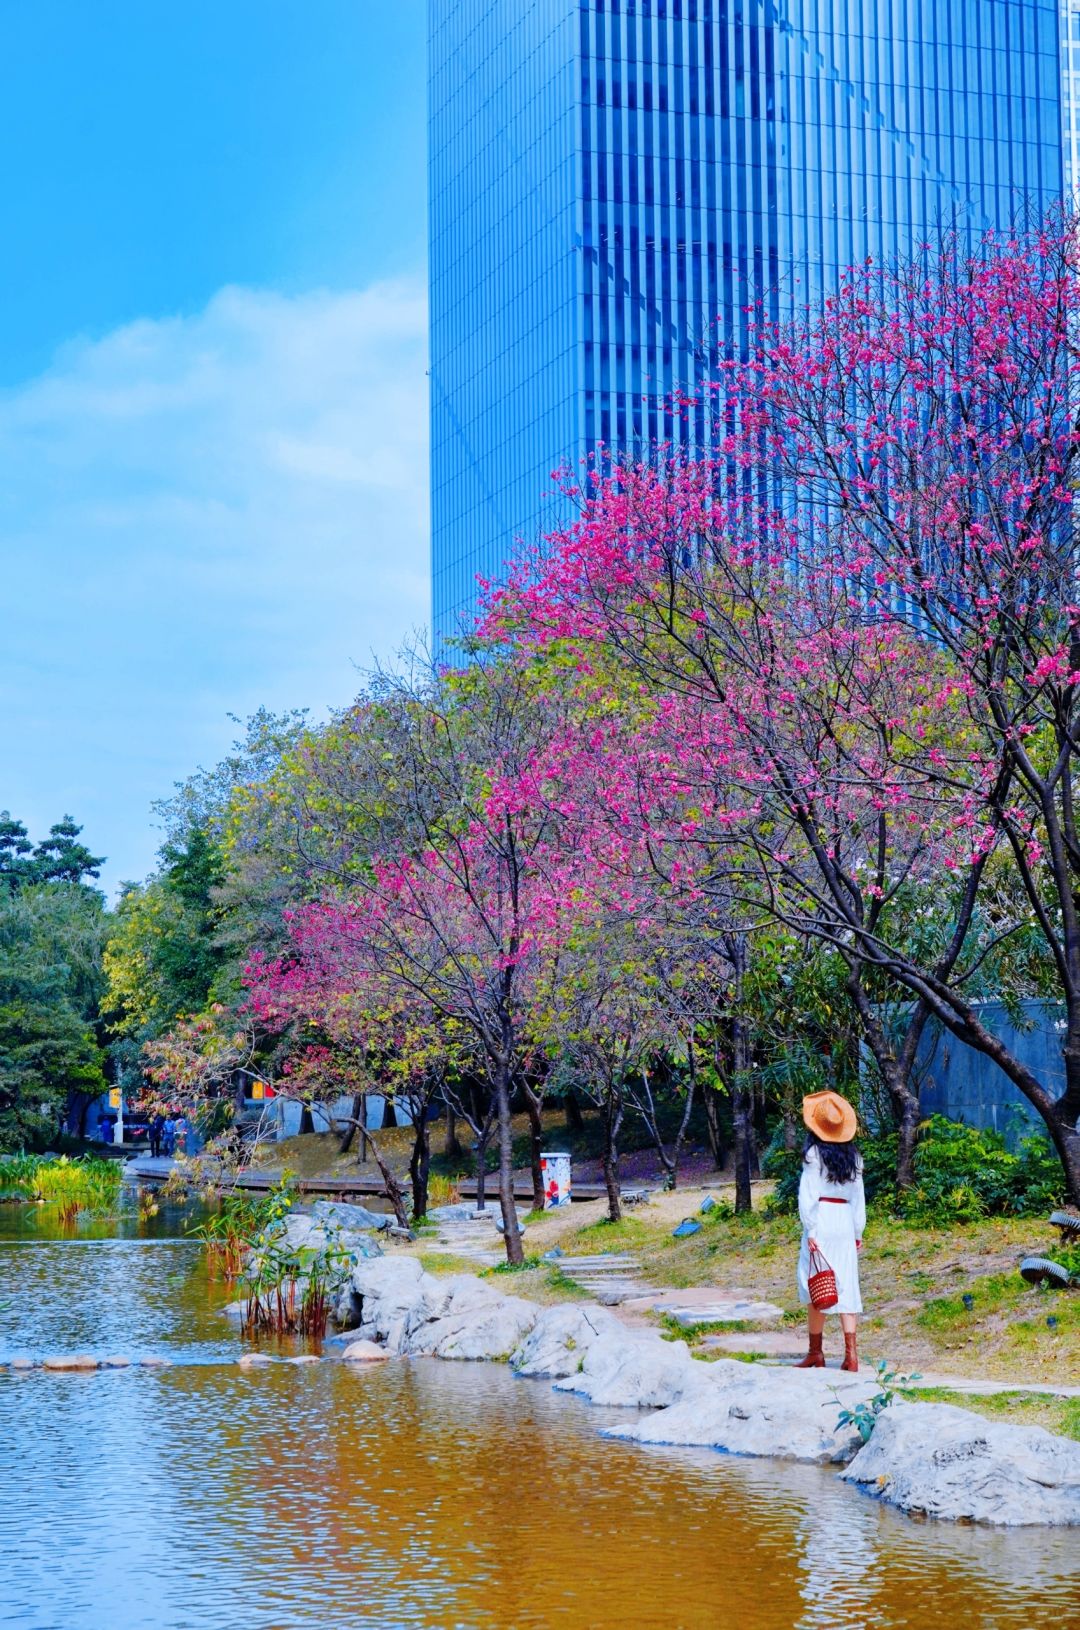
[267,1094,413,1141]
[913,1000,1065,1145]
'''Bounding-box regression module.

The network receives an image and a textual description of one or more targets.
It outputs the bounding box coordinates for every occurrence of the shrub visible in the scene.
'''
[763,1114,1065,1225]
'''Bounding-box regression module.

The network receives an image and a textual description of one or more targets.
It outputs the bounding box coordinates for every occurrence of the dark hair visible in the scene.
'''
[804,1131,861,1185]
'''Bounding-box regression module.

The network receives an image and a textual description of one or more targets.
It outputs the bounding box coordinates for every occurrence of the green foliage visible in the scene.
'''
[765,1114,1065,1225]
[834,1360,922,1444]
[0,1153,122,1219]
[0,881,109,1149]
[0,813,104,892]
[104,826,227,1041]
[191,1178,298,1279]
[896,1117,1064,1225]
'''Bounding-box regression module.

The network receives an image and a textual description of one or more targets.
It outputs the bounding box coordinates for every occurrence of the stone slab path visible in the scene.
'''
[553,1254,645,1305]
[424,1205,523,1269]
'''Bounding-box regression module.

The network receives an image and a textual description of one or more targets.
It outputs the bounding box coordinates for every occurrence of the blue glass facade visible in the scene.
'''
[1065,0,1080,196]
[429,1,1064,642]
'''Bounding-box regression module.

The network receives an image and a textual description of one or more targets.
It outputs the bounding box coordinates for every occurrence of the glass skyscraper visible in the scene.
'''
[429,1,1064,642]
[1065,0,1080,195]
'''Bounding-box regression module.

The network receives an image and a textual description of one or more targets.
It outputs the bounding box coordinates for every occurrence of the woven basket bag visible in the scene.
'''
[807,1243,839,1311]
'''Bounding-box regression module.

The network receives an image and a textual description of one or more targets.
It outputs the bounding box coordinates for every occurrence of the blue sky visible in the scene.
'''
[0,1,428,890]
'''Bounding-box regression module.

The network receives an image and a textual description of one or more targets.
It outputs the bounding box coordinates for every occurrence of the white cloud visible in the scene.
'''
[0,280,430,887]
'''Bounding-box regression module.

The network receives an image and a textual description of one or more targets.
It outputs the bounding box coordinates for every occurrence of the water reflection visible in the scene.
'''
[0,1207,1076,1629]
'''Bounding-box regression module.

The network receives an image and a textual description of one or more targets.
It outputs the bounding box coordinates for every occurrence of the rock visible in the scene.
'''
[282,1354,321,1365]
[237,1353,275,1368]
[672,1219,701,1238]
[510,1303,624,1378]
[401,1275,539,1361]
[311,1200,393,1232]
[426,1202,484,1223]
[102,1356,131,1368]
[9,1357,36,1370]
[605,1362,877,1464]
[139,1356,171,1367]
[341,1339,391,1363]
[42,1354,98,1371]
[541,1247,563,1261]
[350,1255,432,1349]
[221,1299,246,1325]
[841,1401,1080,1526]
[553,1332,701,1408]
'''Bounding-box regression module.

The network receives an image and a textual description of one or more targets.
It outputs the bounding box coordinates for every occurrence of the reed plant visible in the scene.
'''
[240,1239,349,1340]
[190,1178,298,1282]
[0,1154,123,1222]
[425,1172,461,1210]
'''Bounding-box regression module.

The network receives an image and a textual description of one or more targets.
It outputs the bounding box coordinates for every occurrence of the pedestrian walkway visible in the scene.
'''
[554,1254,645,1304]
[423,1205,516,1268]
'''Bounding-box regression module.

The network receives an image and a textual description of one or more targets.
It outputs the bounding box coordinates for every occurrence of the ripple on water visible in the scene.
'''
[0,1215,1076,1629]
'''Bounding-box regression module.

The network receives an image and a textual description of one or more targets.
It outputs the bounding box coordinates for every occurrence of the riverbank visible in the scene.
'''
[469,1186,1077,1370]
[325,1248,1080,1527]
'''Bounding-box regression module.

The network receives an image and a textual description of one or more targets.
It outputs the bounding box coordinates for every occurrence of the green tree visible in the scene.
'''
[0,882,108,1149]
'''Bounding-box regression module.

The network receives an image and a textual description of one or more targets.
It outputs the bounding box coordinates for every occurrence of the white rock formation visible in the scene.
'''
[400,1274,538,1361]
[841,1401,1080,1525]
[341,1339,391,1363]
[510,1304,625,1379]
[553,1332,701,1409]
[605,1360,877,1464]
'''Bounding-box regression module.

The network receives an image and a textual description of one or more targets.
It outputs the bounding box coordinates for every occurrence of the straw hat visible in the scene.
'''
[802,1090,857,1144]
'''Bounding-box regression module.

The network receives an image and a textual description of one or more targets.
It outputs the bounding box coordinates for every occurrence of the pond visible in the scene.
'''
[0,1199,1076,1629]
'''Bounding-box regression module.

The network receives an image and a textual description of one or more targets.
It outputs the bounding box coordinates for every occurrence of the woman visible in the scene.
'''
[795,1090,865,1372]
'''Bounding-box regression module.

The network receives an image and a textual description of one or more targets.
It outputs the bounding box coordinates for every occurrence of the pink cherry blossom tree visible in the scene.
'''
[490,219,1080,1202]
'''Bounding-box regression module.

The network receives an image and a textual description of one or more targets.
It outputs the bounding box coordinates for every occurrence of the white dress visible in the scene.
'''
[797,1146,866,1315]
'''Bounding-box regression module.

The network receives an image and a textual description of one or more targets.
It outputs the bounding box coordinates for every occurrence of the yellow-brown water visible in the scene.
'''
[0,1203,1076,1629]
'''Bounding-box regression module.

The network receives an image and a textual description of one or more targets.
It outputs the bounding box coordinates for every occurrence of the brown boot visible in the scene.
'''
[841,1332,859,1372]
[795,1331,824,1368]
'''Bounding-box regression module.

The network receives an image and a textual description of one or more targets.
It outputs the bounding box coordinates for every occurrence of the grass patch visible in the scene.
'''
[908,1386,1080,1441]
[416,1252,480,1277]
[657,1312,773,1344]
[699,1348,768,1365]
[917,1272,1020,1332]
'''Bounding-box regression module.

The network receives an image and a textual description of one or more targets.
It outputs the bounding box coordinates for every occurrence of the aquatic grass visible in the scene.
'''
[0,1154,123,1223]
[190,1178,298,1282]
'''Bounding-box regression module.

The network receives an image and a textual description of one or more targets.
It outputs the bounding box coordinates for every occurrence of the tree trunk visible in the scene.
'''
[731,1085,754,1215]
[494,1057,524,1265]
[783,1107,798,1153]
[444,1098,463,1161]
[670,1074,697,1190]
[474,1122,490,1212]
[602,1093,624,1223]
[365,1129,410,1230]
[339,1091,364,1155]
[564,1088,585,1134]
[522,1079,546,1212]
[703,1088,726,1169]
[847,972,924,1191]
[409,1117,431,1221]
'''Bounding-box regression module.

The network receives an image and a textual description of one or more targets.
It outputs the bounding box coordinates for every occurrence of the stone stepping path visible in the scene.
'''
[425,1205,524,1268]
[657,1299,786,1327]
[555,1254,645,1305]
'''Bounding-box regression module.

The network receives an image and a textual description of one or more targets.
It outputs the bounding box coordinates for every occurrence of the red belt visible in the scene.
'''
[821,1197,847,1204]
